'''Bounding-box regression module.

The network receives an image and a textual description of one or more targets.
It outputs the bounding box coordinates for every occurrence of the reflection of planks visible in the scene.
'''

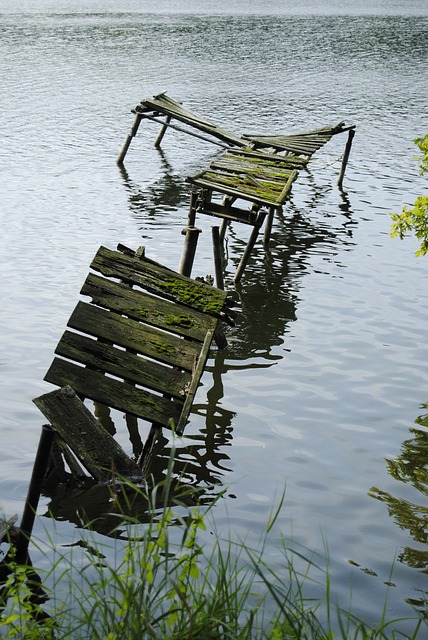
[37,244,233,480]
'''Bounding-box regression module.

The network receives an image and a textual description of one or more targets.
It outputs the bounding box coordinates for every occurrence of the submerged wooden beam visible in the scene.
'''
[33,386,142,481]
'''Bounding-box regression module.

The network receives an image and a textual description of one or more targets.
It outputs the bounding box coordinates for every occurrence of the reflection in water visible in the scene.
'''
[118,153,191,220]
[369,404,428,614]
[225,196,356,360]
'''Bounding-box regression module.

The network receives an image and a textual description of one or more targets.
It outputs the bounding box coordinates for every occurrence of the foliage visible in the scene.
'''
[369,404,428,585]
[390,135,428,256]
[1,463,426,639]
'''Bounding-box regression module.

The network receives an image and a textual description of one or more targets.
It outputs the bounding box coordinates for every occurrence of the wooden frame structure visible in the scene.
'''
[35,244,233,483]
[116,93,355,283]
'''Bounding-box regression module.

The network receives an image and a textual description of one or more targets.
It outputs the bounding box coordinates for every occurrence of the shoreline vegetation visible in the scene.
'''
[1,459,425,639]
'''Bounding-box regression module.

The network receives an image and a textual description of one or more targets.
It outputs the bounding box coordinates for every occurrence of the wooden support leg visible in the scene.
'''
[337,128,355,189]
[137,424,162,475]
[16,425,55,564]
[178,226,201,277]
[188,191,199,227]
[233,225,261,284]
[263,207,275,248]
[154,115,172,148]
[212,226,224,290]
[219,218,229,242]
[116,113,143,165]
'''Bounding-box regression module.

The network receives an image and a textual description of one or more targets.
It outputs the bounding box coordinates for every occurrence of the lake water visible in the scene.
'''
[1,0,427,631]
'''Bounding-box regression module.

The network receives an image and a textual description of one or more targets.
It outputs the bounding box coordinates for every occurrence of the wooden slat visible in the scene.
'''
[136,93,245,147]
[81,272,212,342]
[211,156,295,181]
[44,359,183,427]
[188,171,291,207]
[90,247,228,317]
[33,386,142,481]
[176,330,213,435]
[232,147,309,168]
[54,330,192,399]
[67,302,200,372]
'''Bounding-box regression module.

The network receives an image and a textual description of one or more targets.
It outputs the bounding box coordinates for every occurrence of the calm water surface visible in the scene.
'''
[1,0,427,630]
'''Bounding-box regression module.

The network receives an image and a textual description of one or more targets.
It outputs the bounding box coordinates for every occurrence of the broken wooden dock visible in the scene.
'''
[32,244,234,488]
[117,93,355,283]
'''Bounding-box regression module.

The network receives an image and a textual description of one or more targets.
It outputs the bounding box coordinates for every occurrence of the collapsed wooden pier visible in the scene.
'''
[3,94,356,571]
[117,93,355,282]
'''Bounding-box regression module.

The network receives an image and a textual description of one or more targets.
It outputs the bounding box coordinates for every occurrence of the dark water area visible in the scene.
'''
[1,0,427,630]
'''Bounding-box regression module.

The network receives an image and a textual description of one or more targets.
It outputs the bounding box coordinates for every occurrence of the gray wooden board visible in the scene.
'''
[54,330,192,399]
[33,386,142,481]
[44,359,183,427]
[81,272,212,342]
[136,93,245,147]
[67,302,200,372]
[90,247,228,317]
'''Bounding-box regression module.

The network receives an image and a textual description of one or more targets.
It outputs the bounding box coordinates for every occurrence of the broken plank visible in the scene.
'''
[33,386,142,481]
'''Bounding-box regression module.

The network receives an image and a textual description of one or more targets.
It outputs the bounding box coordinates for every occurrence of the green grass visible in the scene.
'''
[1,460,425,639]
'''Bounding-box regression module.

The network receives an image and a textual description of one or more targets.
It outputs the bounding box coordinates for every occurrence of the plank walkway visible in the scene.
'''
[117,93,355,283]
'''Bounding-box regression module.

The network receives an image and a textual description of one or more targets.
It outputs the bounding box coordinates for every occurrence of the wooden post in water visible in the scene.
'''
[212,226,224,290]
[233,225,261,284]
[337,127,355,189]
[178,227,201,277]
[16,425,55,564]
[116,112,143,165]
[154,115,172,147]
[263,206,275,248]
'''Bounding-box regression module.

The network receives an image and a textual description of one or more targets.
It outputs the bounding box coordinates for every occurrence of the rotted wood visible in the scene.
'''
[41,245,232,449]
[33,386,142,481]
[90,246,230,319]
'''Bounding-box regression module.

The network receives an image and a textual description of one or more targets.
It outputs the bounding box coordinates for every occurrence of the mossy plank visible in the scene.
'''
[190,171,290,207]
[33,386,142,481]
[90,247,227,316]
[81,272,214,342]
[211,156,295,181]
[44,360,183,428]
[229,148,308,168]
[68,302,200,372]
[136,93,245,147]
[55,330,192,399]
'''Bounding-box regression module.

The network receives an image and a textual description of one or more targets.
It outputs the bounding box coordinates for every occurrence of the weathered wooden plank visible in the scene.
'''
[210,157,295,181]
[81,272,213,342]
[136,93,245,147]
[242,132,335,155]
[44,360,183,427]
[189,171,291,207]
[33,386,142,481]
[192,200,266,226]
[67,302,200,372]
[55,330,192,399]
[90,247,228,317]
[176,330,213,435]
[234,148,309,168]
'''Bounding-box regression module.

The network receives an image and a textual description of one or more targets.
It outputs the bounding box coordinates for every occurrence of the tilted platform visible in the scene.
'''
[117,93,355,168]
[37,244,234,480]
